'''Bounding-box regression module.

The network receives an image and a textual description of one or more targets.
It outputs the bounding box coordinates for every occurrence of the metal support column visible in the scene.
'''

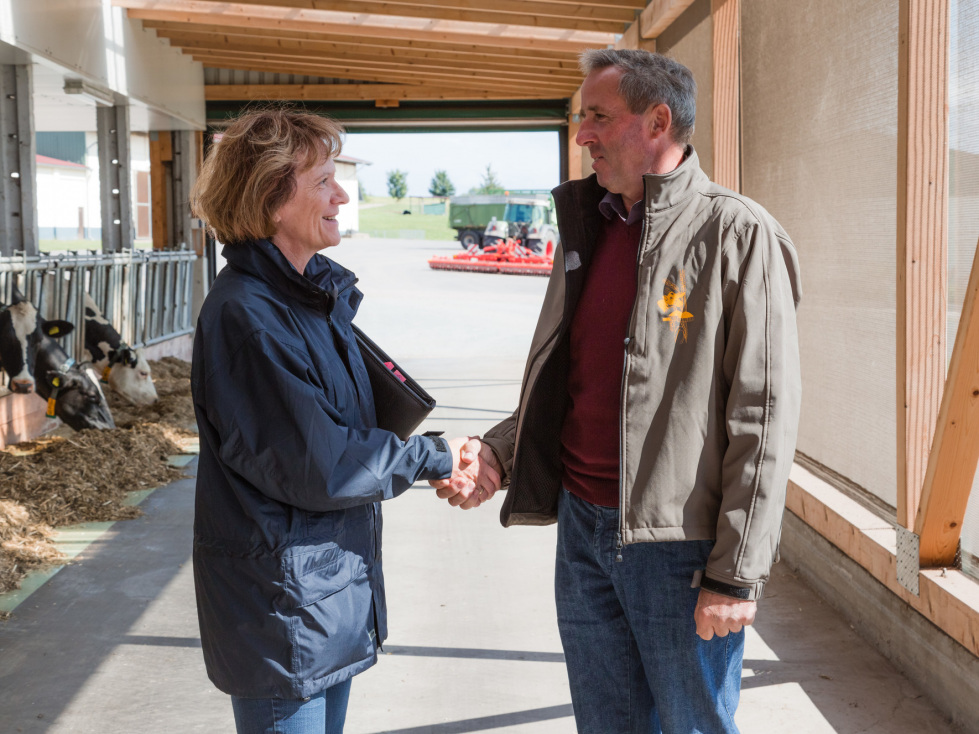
[0,65,38,257]
[97,104,133,252]
[170,130,195,249]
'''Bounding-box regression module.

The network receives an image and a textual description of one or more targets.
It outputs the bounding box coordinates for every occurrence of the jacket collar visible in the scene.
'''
[554,145,708,219]
[640,146,709,212]
[223,239,361,314]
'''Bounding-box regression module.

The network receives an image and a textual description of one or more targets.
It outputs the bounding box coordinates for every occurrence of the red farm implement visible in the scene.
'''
[428,239,553,277]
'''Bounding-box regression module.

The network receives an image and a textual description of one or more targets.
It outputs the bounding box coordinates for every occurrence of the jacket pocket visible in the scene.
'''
[280,545,367,610]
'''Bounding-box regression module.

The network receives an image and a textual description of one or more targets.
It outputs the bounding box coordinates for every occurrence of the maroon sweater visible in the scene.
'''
[560,200,643,507]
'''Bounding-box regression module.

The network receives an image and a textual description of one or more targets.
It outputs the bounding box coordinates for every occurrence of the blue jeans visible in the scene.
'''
[231,679,352,734]
[555,488,743,734]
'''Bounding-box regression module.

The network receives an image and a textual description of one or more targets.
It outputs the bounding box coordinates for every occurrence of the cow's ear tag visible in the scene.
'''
[46,397,56,418]
[51,377,60,388]
[101,366,111,383]
[49,325,59,335]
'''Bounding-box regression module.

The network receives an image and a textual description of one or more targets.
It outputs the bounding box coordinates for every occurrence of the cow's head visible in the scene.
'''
[36,342,115,431]
[0,288,73,394]
[107,348,158,407]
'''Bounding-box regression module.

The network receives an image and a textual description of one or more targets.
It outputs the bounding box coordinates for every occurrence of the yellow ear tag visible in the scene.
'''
[52,377,60,387]
[101,366,111,383]
[49,326,59,335]
[46,397,56,417]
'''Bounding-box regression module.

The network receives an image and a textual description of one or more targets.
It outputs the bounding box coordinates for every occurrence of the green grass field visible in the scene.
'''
[358,197,457,241]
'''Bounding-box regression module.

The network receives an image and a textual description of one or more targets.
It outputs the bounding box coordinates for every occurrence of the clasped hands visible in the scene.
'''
[430,437,502,509]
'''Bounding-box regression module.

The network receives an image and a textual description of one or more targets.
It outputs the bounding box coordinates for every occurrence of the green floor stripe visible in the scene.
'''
[1,453,194,616]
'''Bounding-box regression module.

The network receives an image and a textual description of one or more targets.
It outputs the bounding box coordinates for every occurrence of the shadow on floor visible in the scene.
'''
[0,469,197,733]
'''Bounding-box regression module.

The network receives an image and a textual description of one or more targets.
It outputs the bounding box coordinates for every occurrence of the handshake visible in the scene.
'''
[429,437,503,510]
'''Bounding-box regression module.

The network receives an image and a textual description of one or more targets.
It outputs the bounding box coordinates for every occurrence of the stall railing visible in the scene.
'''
[0,249,197,364]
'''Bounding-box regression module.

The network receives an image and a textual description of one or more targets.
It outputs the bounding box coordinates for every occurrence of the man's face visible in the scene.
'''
[575,66,658,208]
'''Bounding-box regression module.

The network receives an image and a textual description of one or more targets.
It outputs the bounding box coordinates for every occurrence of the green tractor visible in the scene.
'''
[448,195,508,249]
[482,197,559,254]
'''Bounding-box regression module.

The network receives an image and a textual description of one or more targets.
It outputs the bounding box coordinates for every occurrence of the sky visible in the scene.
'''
[342,130,562,198]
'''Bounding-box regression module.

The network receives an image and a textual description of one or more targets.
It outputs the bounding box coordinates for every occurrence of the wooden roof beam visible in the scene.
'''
[157,32,582,73]
[143,21,581,62]
[639,0,699,39]
[190,53,578,93]
[185,47,582,85]
[115,1,617,51]
[205,83,566,101]
[225,0,637,31]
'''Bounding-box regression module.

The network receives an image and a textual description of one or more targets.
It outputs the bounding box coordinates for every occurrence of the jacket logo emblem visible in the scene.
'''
[657,270,694,342]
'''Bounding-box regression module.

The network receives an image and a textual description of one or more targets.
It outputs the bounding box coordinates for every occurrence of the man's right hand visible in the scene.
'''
[432,437,502,510]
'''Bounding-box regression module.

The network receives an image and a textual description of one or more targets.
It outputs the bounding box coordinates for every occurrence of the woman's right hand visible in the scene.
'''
[433,437,502,509]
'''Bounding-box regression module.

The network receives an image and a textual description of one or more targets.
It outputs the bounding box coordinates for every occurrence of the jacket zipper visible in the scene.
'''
[507,228,574,474]
[325,277,359,329]
[618,185,650,557]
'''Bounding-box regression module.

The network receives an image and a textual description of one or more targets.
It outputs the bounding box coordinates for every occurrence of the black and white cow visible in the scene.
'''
[0,292,73,394]
[0,288,115,431]
[83,294,158,407]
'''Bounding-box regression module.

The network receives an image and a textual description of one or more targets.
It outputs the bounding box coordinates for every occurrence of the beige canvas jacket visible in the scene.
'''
[482,149,802,600]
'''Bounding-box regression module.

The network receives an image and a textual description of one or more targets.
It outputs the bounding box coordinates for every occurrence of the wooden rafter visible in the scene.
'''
[151,27,581,68]
[143,21,580,63]
[185,49,580,89]
[916,236,979,566]
[640,0,699,38]
[167,35,583,79]
[222,0,640,32]
[115,1,616,52]
[204,83,560,101]
[190,53,578,93]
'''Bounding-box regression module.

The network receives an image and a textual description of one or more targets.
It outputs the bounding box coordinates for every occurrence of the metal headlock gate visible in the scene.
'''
[0,250,198,363]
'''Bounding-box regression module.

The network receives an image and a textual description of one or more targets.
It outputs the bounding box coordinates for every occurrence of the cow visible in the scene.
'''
[82,294,158,407]
[0,292,73,394]
[0,288,115,431]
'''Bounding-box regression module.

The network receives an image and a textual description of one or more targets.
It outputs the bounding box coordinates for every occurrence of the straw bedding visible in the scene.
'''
[0,358,196,599]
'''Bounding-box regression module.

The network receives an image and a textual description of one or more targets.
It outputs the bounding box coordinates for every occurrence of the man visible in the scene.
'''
[438,49,802,733]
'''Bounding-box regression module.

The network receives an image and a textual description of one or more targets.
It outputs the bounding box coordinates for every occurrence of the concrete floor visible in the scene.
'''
[0,238,964,733]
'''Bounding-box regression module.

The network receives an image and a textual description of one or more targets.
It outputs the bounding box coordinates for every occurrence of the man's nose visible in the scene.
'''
[575,121,595,148]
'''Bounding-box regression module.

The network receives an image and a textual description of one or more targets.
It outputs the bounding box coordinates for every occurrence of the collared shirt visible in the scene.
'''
[598,190,644,226]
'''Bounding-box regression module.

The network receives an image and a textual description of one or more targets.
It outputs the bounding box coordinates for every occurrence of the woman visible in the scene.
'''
[190,109,496,733]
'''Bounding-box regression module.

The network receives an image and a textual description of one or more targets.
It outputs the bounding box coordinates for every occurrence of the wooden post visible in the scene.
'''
[896,0,950,530]
[567,88,582,181]
[711,0,740,192]
[916,237,979,565]
[150,131,172,251]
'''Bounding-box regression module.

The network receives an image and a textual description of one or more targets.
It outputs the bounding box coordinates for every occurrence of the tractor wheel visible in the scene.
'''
[459,230,481,249]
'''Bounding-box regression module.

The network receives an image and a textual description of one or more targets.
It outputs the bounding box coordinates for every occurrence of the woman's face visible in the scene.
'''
[273,155,350,254]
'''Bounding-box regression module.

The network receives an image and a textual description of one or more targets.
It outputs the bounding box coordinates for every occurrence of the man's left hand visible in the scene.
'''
[693,589,756,641]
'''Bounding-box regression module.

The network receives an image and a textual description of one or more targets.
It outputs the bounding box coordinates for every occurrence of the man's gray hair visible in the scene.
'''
[579,49,697,146]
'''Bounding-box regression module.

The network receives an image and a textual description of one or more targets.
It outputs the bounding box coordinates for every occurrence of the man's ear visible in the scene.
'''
[647,103,673,140]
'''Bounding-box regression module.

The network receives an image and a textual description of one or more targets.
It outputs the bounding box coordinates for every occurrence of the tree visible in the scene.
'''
[429,169,455,198]
[470,164,505,195]
[386,169,408,200]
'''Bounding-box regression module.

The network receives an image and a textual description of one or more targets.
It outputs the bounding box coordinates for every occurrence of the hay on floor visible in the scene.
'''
[0,358,196,597]
[105,357,196,430]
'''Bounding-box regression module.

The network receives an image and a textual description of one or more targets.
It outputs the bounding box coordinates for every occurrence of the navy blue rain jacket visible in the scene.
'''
[191,239,452,699]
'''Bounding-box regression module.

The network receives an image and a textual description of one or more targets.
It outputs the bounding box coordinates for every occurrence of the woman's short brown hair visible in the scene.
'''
[191,108,344,244]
